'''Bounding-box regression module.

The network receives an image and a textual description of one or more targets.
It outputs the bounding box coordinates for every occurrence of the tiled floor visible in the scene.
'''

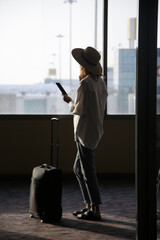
[0,177,159,240]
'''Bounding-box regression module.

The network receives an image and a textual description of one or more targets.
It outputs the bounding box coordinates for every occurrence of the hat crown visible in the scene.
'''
[83,47,100,66]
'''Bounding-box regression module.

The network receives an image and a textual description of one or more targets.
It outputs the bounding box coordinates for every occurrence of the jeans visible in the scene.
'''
[73,141,101,205]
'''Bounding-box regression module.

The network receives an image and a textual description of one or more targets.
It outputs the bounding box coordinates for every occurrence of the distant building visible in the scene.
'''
[0,94,16,113]
[0,81,76,114]
[127,18,137,49]
[1,47,160,115]
[112,48,160,114]
[113,48,136,114]
[107,67,114,93]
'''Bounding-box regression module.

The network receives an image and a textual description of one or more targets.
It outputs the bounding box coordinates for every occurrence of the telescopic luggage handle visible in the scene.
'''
[51,117,60,168]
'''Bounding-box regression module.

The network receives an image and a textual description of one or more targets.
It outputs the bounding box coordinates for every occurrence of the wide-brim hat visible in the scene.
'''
[72,46,102,75]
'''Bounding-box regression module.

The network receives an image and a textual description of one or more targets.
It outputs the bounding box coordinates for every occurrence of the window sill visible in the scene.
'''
[0,114,136,120]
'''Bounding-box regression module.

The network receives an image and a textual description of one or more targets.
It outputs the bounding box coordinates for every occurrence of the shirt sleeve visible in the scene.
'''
[68,83,86,116]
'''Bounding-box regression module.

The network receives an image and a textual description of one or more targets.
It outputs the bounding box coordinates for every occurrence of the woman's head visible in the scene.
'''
[72,46,102,75]
[79,66,90,80]
[79,66,101,81]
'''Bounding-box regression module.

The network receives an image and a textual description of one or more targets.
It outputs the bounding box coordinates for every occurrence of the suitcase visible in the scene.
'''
[29,118,62,223]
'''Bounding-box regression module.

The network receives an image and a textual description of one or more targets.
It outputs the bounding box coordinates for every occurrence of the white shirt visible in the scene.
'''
[69,75,107,150]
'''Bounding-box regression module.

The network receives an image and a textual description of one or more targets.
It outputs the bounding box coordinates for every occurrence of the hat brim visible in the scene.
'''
[72,48,102,75]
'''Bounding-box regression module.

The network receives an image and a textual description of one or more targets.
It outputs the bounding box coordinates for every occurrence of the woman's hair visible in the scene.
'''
[79,66,101,81]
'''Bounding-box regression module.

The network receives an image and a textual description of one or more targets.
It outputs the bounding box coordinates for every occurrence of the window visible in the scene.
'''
[0,0,103,114]
[107,0,138,114]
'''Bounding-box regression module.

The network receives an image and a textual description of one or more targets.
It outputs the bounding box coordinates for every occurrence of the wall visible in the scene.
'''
[0,118,135,176]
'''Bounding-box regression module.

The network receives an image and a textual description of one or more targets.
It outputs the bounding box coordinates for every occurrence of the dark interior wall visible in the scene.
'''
[96,118,135,173]
[0,118,135,176]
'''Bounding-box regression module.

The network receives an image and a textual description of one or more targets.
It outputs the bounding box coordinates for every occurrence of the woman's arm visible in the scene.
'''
[62,83,86,115]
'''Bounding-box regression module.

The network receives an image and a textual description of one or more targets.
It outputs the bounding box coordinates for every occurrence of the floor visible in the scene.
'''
[0,176,159,240]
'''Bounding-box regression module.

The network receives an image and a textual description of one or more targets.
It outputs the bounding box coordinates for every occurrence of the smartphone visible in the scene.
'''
[56,82,67,95]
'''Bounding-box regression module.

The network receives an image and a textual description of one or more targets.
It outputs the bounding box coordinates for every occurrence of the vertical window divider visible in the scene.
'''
[136,0,158,239]
[103,0,108,115]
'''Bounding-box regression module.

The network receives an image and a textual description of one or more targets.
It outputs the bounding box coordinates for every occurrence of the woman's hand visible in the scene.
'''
[62,94,72,103]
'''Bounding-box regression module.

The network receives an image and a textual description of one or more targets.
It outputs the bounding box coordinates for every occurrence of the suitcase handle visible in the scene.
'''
[51,118,60,168]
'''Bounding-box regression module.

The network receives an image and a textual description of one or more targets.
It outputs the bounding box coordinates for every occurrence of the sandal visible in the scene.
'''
[72,207,89,216]
[77,210,101,221]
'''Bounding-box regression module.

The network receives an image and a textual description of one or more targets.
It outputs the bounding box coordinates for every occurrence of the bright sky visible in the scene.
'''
[0,0,141,85]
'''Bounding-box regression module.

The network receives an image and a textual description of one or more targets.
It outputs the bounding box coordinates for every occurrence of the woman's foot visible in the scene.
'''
[77,204,101,221]
[77,209,101,221]
[73,203,91,216]
[72,207,89,216]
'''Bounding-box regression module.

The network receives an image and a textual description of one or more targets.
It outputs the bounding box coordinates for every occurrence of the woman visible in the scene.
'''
[63,46,107,220]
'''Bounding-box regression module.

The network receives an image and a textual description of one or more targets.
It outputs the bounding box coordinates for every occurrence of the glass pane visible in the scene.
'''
[107,0,138,114]
[0,0,103,114]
